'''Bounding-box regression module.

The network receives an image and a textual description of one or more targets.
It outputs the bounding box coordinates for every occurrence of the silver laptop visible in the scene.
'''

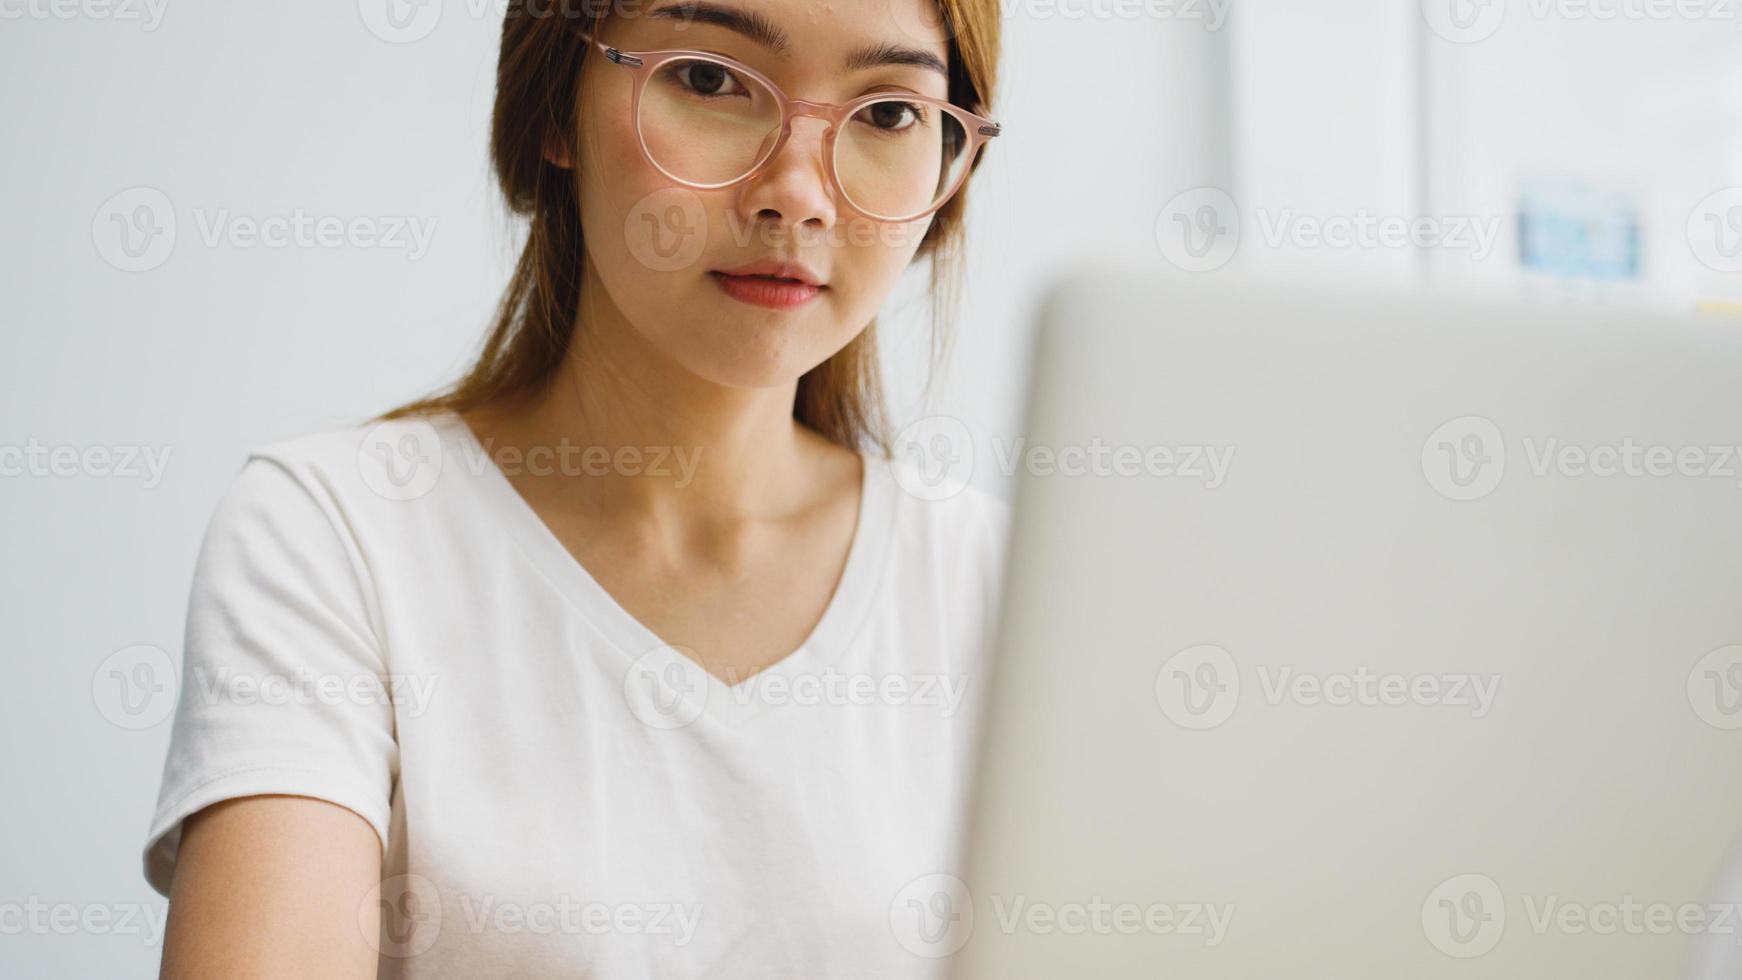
[945,274,1742,979]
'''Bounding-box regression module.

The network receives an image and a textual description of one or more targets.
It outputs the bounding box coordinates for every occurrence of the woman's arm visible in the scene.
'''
[159,795,383,979]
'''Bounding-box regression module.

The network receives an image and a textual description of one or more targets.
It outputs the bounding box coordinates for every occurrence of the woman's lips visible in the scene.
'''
[709,271,824,310]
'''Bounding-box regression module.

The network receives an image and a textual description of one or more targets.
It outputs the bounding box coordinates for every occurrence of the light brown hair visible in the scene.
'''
[379,0,1001,454]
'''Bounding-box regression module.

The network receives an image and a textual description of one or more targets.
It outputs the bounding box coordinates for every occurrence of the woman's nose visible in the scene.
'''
[732,117,839,234]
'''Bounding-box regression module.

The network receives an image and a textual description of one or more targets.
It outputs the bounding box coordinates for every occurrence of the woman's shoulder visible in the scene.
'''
[874,449,1013,529]
[870,449,1014,578]
[865,451,1014,667]
[195,411,483,577]
[238,410,468,498]
[203,410,484,524]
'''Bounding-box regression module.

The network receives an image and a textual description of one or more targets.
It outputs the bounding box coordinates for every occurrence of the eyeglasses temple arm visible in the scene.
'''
[577,31,644,68]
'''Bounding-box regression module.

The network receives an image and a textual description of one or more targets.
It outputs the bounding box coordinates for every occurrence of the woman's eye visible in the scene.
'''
[857,100,924,133]
[674,61,745,97]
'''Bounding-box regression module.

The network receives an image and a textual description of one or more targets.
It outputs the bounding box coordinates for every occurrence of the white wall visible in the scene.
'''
[1226,0,1424,283]
[0,4,1232,977]
[1421,0,1742,310]
[1225,0,1742,313]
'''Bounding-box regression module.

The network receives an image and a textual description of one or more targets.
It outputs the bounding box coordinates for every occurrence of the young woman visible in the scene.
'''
[142,0,1007,975]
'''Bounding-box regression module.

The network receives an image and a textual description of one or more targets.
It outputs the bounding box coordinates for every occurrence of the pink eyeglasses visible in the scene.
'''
[582,35,1002,224]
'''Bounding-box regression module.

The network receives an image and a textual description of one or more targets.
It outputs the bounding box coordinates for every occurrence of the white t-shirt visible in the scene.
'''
[142,410,1011,979]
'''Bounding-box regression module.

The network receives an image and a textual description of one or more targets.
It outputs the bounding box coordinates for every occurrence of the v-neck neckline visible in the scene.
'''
[436,410,896,712]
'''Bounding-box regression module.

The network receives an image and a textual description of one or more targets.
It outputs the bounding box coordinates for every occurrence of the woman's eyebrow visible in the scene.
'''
[843,41,948,77]
[650,2,787,53]
[647,1,948,76]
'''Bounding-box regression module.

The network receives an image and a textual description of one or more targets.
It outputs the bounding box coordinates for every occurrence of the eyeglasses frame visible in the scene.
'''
[580,34,1003,224]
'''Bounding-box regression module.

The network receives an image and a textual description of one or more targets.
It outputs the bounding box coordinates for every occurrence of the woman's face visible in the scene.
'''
[569,0,954,390]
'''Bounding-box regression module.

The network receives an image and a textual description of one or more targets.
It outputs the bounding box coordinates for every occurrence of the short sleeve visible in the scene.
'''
[141,456,397,897]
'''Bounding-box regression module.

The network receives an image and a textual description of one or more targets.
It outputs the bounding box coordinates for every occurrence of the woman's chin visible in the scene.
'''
[670,343,828,392]
[658,312,851,391]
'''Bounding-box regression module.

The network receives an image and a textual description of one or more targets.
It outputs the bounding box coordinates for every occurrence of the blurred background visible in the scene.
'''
[4,0,1741,975]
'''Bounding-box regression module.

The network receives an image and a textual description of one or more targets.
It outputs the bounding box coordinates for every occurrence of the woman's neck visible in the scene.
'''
[466,294,852,529]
